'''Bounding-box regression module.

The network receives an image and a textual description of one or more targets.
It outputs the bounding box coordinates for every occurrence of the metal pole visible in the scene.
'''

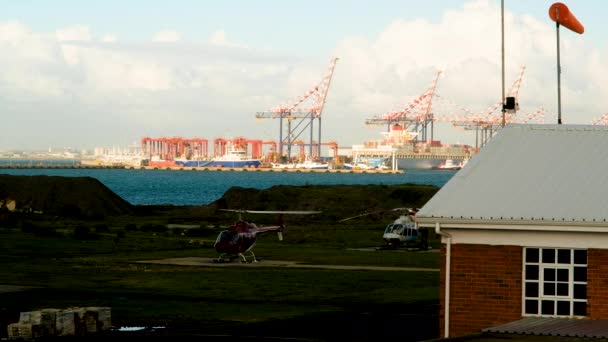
[556,20,562,124]
[318,116,322,157]
[309,113,314,157]
[279,115,284,156]
[501,0,506,127]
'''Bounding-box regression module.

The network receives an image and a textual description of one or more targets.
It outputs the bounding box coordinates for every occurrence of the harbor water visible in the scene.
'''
[0,167,456,206]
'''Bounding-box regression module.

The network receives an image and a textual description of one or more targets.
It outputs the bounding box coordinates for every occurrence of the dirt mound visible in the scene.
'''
[211,184,439,221]
[0,174,133,218]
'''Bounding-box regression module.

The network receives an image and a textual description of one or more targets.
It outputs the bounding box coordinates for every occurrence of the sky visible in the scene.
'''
[1,0,607,152]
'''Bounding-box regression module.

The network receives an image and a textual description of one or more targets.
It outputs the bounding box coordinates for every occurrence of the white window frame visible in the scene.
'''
[522,247,587,317]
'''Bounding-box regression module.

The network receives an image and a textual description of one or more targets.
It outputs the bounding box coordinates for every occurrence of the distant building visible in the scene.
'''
[416,124,608,339]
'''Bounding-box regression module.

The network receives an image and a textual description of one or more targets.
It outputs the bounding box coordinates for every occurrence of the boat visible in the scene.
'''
[432,159,464,170]
[271,162,296,169]
[343,157,389,170]
[176,141,260,168]
[295,161,329,169]
[351,124,476,170]
[295,158,329,170]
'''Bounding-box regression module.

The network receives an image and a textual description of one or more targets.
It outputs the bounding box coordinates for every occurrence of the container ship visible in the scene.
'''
[351,124,477,170]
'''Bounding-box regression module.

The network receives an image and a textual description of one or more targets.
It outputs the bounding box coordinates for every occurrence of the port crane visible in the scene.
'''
[592,113,608,126]
[255,58,339,159]
[141,137,209,161]
[449,66,526,147]
[365,70,442,143]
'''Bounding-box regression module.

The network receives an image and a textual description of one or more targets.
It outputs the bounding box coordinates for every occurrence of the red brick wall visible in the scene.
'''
[439,243,522,338]
[588,249,608,319]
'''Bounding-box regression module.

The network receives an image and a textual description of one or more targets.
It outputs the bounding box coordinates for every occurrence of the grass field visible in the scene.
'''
[0,208,441,341]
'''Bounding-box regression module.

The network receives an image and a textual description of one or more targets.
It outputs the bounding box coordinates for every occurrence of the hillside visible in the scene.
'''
[0,174,440,222]
[0,174,133,218]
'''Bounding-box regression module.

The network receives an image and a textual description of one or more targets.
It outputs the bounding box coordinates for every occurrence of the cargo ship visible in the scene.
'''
[352,124,476,170]
[174,141,261,168]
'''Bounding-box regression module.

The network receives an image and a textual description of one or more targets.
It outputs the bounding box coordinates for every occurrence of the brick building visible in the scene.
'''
[416,125,608,339]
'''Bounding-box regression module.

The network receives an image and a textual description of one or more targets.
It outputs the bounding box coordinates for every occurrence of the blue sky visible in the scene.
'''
[1,0,606,151]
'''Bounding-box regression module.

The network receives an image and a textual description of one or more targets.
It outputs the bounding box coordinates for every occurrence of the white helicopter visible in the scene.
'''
[340,208,429,250]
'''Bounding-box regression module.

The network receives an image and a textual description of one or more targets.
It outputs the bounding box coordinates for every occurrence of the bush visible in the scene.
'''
[21,222,61,237]
[140,224,168,233]
[94,224,110,233]
[73,226,100,240]
[124,223,138,231]
[185,227,217,237]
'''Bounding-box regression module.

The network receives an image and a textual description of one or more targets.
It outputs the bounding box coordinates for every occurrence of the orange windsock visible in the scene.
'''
[549,2,584,34]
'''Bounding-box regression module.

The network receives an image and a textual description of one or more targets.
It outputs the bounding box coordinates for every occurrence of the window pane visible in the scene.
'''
[542,249,555,263]
[557,301,570,316]
[525,282,539,297]
[525,299,539,315]
[557,249,571,264]
[557,269,569,282]
[557,283,569,296]
[574,267,587,282]
[542,300,555,315]
[574,284,587,299]
[544,282,555,296]
[573,302,586,316]
[574,250,587,265]
[526,248,539,263]
[544,268,556,281]
[526,265,539,280]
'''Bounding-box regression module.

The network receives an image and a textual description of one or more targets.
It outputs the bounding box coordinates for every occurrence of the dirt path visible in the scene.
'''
[137,257,439,272]
[0,285,37,294]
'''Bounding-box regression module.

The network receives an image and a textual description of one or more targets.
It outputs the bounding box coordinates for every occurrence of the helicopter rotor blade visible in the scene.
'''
[219,209,321,215]
[338,207,413,222]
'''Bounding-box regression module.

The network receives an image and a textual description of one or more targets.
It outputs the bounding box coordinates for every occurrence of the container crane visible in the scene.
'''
[451,66,526,147]
[255,58,339,159]
[365,70,442,143]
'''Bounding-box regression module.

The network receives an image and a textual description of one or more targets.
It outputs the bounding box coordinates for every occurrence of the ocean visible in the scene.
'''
[0,168,456,206]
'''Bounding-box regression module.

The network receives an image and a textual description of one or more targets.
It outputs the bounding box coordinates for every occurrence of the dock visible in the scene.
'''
[0,163,404,174]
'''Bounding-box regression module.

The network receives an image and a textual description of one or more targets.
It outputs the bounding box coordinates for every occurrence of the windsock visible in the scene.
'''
[549,2,584,34]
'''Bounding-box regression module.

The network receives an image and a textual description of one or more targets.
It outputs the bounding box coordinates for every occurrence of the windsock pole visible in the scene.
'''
[556,16,562,124]
[548,2,584,125]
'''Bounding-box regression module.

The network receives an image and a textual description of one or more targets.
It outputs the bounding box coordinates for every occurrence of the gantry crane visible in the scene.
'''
[451,66,526,147]
[365,70,442,143]
[255,58,339,159]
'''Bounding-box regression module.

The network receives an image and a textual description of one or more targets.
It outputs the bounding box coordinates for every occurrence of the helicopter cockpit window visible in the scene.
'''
[216,230,236,244]
[391,224,404,235]
[384,224,394,234]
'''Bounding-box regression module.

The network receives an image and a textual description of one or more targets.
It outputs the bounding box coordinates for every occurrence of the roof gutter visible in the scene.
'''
[417,217,608,232]
[435,222,451,338]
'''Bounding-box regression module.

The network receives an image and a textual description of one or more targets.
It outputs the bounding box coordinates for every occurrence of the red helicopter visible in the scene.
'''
[214,209,321,263]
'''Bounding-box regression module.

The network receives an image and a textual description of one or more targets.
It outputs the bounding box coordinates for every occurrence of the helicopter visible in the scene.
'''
[214,209,321,263]
[340,208,429,250]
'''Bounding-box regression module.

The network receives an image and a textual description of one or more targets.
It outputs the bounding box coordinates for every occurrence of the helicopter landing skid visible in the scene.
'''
[213,252,260,263]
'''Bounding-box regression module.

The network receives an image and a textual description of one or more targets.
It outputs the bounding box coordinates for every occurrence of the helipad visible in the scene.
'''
[136,257,439,272]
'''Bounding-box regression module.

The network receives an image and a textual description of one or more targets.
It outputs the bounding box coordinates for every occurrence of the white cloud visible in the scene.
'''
[152,30,182,42]
[208,30,228,45]
[55,25,92,42]
[102,34,117,43]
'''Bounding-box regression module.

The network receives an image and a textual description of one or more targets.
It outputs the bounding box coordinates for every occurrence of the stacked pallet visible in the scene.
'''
[7,307,111,339]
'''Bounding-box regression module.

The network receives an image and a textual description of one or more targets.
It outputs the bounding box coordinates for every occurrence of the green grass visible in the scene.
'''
[0,214,440,340]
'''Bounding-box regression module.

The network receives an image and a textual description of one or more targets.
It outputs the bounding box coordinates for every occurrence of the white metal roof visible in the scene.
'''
[416,124,608,225]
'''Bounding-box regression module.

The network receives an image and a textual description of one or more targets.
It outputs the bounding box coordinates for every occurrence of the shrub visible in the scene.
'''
[94,224,110,233]
[21,222,61,237]
[185,227,217,237]
[140,224,168,233]
[73,226,100,240]
[124,223,138,231]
